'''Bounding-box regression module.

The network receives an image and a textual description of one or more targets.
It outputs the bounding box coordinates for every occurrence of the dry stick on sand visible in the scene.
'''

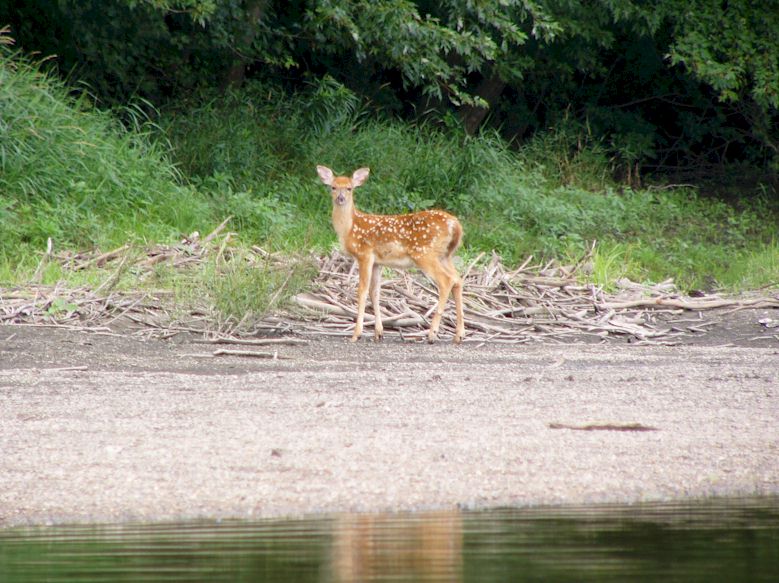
[195,337,308,346]
[212,348,281,359]
[548,422,659,432]
[42,365,90,373]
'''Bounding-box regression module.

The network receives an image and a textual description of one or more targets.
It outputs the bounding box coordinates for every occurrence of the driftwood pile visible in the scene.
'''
[294,250,779,345]
[2,232,778,344]
[0,219,297,339]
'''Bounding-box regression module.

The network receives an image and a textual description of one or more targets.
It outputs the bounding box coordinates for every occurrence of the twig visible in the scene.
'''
[202,216,233,244]
[548,422,658,432]
[602,297,779,310]
[196,337,308,346]
[31,237,53,284]
[212,348,282,359]
[74,244,130,271]
[94,252,130,294]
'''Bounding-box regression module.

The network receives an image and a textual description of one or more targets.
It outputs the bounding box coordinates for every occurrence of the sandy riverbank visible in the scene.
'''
[1,323,777,527]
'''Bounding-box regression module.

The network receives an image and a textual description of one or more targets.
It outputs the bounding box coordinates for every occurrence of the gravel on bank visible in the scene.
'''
[1,326,777,528]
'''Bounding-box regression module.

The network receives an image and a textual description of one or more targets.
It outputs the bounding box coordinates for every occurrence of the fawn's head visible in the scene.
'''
[317,166,370,207]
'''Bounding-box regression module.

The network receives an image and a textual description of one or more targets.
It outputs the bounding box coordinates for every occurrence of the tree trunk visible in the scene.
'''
[458,73,506,135]
[223,0,267,90]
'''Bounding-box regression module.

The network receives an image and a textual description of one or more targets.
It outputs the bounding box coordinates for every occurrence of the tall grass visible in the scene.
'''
[0,47,209,260]
[162,83,779,290]
[1,47,777,293]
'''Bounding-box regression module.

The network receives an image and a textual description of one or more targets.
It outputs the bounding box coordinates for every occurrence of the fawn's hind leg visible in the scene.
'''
[369,263,383,341]
[417,256,458,343]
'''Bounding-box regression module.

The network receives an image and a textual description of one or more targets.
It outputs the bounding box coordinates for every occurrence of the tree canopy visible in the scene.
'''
[1,0,777,179]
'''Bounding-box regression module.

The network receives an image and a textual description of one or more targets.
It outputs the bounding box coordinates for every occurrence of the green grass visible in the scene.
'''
[0,48,211,257]
[583,242,643,291]
[194,251,316,323]
[138,250,316,324]
[1,47,777,298]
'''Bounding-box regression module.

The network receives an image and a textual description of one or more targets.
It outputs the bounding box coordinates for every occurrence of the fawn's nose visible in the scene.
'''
[335,191,347,205]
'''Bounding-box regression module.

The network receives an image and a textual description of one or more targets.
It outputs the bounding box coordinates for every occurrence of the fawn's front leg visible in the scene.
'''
[351,255,374,342]
[369,263,383,341]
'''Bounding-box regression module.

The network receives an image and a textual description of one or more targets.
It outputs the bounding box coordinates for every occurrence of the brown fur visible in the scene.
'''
[317,165,465,343]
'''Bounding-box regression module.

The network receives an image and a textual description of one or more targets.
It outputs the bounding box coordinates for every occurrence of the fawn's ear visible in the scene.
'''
[316,165,334,186]
[351,167,370,187]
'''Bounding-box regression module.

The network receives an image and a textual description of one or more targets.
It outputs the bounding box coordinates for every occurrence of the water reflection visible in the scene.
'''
[1,498,777,582]
[330,512,462,582]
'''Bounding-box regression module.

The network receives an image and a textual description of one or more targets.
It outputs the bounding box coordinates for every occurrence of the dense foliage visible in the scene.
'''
[1,42,777,290]
[1,0,777,180]
[1,3,777,294]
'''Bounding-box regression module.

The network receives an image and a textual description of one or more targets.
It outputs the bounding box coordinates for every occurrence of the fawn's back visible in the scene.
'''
[346,208,462,269]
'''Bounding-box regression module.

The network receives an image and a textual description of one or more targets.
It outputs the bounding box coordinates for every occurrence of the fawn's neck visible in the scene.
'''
[331,201,356,248]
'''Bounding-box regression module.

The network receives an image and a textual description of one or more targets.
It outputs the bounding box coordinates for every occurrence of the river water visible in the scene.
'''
[1,497,777,582]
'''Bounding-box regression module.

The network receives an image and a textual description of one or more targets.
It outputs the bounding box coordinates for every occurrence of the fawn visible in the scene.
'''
[317,165,465,343]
